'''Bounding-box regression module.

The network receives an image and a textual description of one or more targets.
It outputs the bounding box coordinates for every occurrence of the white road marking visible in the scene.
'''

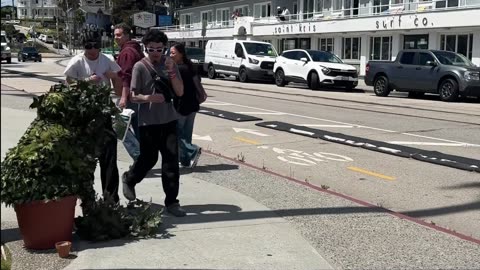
[193,134,213,141]
[234,112,286,115]
[202,102,232,106]
[388,141,480,147]
[300,124,354,128]
[209,98,480,147]
[233,128,270,137]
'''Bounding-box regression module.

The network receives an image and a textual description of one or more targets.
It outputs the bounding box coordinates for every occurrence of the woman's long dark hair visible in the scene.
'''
[172,43,194,74]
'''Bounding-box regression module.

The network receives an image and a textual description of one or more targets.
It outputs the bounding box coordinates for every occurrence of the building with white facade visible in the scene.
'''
[16,0,62,20]
[156,0,480,75]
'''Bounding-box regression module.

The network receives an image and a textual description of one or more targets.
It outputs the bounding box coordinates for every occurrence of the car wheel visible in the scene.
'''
[207,65,216,79]
[309,72,320,90]
[439,78,459,102]
[239,68,248,83]
[408,91,425,98]
[373,75,391,97]
[275,69,287,87]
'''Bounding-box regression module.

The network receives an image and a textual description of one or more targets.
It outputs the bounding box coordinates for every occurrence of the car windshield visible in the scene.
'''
[23,47,37,53]
[186,48,204,56]
[432,51,474,67]
[307,50,343,63]
[243,42,277,56]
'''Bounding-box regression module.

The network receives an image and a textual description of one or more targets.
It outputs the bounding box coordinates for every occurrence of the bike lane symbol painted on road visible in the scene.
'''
[258,146,353,166]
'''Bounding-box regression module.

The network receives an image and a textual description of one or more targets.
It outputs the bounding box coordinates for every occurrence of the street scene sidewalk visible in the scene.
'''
[0,104,331,270]
[2,82,480,269]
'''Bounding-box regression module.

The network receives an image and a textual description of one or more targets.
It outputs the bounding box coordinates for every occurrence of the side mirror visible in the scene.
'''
[300,57,308,63]
[426,60,437,66]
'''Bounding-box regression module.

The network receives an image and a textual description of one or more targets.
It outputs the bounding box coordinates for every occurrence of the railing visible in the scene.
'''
[154,20,235,32]
[252,0,480,25]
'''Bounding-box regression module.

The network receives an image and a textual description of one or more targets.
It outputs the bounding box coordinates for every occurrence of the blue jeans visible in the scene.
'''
[117,100,140,161]
[177,112,199,166]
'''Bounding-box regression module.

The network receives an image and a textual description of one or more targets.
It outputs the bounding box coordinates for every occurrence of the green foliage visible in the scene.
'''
[0,24,18,39]
[75,199,163,242]
[0,82,118,208]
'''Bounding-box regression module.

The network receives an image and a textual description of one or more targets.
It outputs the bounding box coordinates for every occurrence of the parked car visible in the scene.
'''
[165,46,206,76]
[18,47,42,62]
[44,35,54,43]
[204,40,278,82]
[274,49,358,90]
[1,44,12,64]
[365,49,480,102]
[38,34,46,42]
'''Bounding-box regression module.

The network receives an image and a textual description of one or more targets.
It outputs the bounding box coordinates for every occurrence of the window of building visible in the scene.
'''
[369,36,392,60]
[373,0,389,14]
[190,42,196,47]
[253,2,271,18]
[333,0,342,11]
[399,52,415,65]
[440,34,474,59]
[344,0,359,17]
[35,0,38,4]
[404,34,429,49]
[343,37,361,60]
[180,13,192,26]
[216,8,230,26]
[303,0,314,18]
[201,10,213,23]
[281,38,311,52]
[319,38,334,53]
[234,5,249,16]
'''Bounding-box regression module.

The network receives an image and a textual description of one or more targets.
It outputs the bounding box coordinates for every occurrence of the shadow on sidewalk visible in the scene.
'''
[145,163,239,178]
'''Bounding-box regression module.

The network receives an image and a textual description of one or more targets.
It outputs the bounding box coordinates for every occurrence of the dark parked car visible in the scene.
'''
[365,49,480,102]
[18,46,42,62]
[165,46,206,76]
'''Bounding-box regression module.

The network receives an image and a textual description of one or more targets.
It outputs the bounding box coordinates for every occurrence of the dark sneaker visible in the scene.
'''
[167,203,187,217]
[122,172,136,201]
[189,148,202,169]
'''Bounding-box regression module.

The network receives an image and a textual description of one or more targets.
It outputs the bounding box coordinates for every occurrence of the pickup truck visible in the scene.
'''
[365,49,480,101]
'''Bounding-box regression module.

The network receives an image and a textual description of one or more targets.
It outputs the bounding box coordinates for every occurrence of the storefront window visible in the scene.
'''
[370,36,392,60]
[281,38,311,52]
[404,34,429,49]
[440,34,473,59]
[343,37,361,60]
[319,38,334,53]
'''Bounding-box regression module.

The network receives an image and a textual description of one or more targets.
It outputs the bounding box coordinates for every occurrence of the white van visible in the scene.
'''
[204,40,278,82]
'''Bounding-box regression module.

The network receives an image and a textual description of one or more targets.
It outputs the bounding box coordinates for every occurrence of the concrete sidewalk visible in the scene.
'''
[0,106,333,269]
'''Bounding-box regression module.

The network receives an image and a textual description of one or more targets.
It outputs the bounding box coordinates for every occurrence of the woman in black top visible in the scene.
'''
[170,43,202,168]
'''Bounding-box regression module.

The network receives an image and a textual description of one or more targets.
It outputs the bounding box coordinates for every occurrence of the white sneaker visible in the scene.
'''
[189,148,202,168]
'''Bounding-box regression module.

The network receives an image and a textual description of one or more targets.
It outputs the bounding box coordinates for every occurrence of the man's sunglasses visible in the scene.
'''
[146,47,164,53]
[84,42,101,50]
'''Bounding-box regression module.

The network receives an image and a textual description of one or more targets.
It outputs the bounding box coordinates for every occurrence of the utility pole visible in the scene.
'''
[11,0,15,20]
[56,15,60,54]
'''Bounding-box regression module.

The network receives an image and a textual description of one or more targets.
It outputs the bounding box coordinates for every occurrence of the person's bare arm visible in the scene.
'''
[105,71,123,97]
[130,92,165,103]
[165,57,184,97]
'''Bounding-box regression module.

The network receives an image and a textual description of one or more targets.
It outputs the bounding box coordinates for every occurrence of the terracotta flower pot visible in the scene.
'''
[55,241,72,258]
[14,196,77,250]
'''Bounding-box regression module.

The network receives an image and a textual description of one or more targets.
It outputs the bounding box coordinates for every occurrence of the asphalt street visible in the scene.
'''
[1,57,479,269]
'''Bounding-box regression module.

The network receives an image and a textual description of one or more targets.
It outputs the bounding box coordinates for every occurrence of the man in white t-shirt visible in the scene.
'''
[64,30,122,203]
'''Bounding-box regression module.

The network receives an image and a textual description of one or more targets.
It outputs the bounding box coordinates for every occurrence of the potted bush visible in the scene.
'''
[0,82,117,249]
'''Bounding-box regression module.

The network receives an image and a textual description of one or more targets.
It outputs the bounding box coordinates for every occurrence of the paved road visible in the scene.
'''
[2,57,479,242]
